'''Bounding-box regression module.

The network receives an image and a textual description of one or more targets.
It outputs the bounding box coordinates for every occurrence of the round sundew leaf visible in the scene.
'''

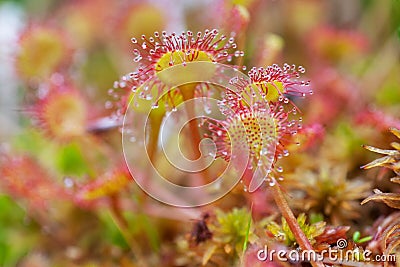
[127,84,183,116]
[155,51,217,86]
[33,88,89,141]
[17,27,70,81]
[155,50,213,71]
[241,81,285,106]
[121,3,165,44]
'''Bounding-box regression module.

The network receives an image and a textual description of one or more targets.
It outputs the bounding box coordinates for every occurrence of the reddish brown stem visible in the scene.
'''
[179,84,212,184]
[179,84,201,159]
[270,183,324,267]
[147,113,163,162]
[136,113,164,205]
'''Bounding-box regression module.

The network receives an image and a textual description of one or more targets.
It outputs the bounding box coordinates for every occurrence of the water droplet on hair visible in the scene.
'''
[105,101,113,109]
[64,177,74,188]
[260,147,268,155]
[208,151,216,158]
[204,106,212,114]
[277,166,283,173]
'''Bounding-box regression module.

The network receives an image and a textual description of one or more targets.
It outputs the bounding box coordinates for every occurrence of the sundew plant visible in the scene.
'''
[0,1,400,267]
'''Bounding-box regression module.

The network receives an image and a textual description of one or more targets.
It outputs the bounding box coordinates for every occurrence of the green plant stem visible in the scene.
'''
[270,183,324,267]
[110,195,148,267]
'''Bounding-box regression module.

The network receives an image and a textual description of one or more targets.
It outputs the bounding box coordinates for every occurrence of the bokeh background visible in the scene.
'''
[0,0,399,266]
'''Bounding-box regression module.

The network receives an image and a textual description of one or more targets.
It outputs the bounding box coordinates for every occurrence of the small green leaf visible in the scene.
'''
[353,231,372,243]
[310,213,324,224]
[242,207,252,253]
[353,231,361,242]
[357,236,373,243]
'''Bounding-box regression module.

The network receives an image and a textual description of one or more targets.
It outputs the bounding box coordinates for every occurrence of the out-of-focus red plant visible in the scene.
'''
[308,26,368,64]
[29,83,88,142]
[16,25,72,83]
[0,155,68,212]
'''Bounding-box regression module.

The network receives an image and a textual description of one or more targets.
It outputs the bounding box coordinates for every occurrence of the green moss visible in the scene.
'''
[266,213,326,247]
